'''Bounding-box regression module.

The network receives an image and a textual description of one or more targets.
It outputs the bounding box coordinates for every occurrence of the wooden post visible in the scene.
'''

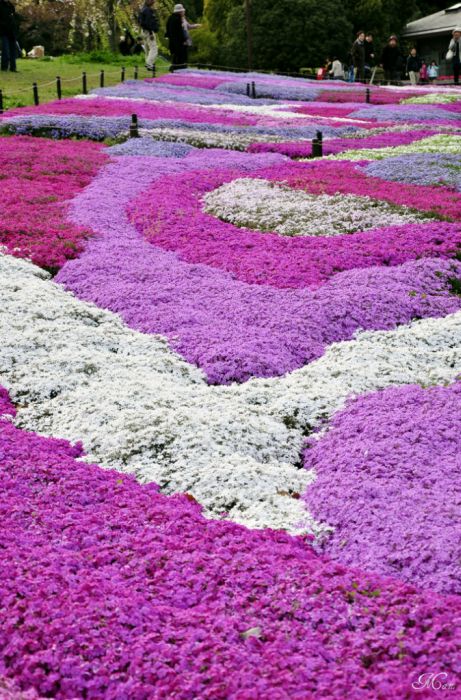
[56,76,62,100]
[33,83,39,106]
[130,113,139,138]
[0,89,3,114]
[82,72,87,95]
[100,70,105,88]
[121,66,126,82]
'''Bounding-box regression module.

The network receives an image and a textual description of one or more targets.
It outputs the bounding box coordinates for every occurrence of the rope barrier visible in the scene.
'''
[0,64,151,112]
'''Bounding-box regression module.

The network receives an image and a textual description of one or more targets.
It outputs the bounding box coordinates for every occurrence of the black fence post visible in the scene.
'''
[246,82,250,97]
[121,66,126,82]
[100,70,104,88]
[251,81,256,98]
[56,76,62,100]
[366,87,371,103]
[134,66,139,80]
[130,113,139,138]
[0,89,3,114]
[33,83,39,106]
[82,72,87,95]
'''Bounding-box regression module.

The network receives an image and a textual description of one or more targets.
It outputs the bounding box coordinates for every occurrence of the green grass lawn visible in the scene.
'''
[0,54,170,110]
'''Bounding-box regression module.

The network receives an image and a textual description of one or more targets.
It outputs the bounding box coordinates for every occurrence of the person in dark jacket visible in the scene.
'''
[406,47,422,85]
[0,0,17,72]
[138,0,159,72]
[447,27,461,85]
[166,4,188,71]
[364,32,375,80]
[380,35,402,84]
[351,30,366,82]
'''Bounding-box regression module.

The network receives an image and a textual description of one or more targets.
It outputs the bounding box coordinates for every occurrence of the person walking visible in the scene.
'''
[446,27,461,85]
[351,31,366,82]
[380,35,402,84]
[406,47,422,85]
[138,0,159,73]
[166,4,187,71]
[166,4,200,71]
[0,0,17,72]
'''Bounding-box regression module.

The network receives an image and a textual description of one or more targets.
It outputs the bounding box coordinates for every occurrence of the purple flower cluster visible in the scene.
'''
[92,81,278,106]
[0,387,15,417]
[364,153,461,191]
[1,408,461,699]
[130,158,461,290]
[303,382,461,595]
[55,152,461,384]
[219,79,322,101]
[350,104,460,123]
[0,115,135,140]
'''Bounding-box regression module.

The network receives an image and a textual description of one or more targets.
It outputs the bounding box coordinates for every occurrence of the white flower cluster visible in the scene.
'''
[402,94,461,104]
[2,252,461,535]
[203,178,427,236]
[141,127,289,151]
[325,134,461,161]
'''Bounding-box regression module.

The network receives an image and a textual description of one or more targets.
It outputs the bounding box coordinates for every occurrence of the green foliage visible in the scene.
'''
[14,0,450,71]
[61,50,146,66]
[190,24,221,65]
[198,0,353,72]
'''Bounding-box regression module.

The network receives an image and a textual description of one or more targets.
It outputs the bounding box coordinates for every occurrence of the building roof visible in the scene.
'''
[403,3,461,37]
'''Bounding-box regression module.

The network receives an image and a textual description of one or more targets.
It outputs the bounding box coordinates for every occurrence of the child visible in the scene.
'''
[419,62,428,83]
[428,60,439,83]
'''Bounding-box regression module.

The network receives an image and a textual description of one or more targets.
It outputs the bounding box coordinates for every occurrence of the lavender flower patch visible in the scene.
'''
[92,81,278,106]
[219,80,322,101]
[304,382,461,594]
[0,115,134,140]
[350,104,461,123]
[364,153,461,191]
[107,137,195,157]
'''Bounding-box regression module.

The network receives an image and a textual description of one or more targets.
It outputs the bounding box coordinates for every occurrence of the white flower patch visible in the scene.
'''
[207,101,372,125]
[402,94,461,105]
[324,134,461,161]
[1,252,461,535]
[203,178,427,236]
[140,127,292,151]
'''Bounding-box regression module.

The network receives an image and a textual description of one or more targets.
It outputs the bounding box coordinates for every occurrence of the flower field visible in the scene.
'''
[0,70,461,699]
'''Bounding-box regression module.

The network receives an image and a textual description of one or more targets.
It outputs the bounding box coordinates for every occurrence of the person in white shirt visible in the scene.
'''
[329,57,345,80]
[427,61,439,82]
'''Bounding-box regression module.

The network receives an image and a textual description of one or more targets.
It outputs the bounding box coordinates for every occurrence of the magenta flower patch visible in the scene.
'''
[129,159,461,290]
[1,409,461,698]
[0,136,107,271]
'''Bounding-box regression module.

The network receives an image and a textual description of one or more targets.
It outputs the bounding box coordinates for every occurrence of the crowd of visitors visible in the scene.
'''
[323,26,461,86]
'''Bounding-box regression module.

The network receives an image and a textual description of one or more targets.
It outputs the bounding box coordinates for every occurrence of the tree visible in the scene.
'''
[196,0,352,72]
